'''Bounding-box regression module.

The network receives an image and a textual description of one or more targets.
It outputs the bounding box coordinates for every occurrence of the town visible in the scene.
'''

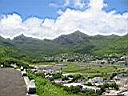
[31,55,128,96]
[1,55,128,96]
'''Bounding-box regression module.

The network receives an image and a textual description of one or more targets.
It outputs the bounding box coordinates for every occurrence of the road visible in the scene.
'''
[0,68,26,96]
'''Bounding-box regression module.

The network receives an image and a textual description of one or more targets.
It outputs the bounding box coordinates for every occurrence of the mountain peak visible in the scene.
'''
[70,30,88,37]
[54,31,89,45]
[73,30,83,33]
[13,34,26,40]
[73,30,82,34]
[0,35,5,39]
[19,34,25,37]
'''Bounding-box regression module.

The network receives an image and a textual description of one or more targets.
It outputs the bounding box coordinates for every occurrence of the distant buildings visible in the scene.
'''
[103,73,128,96]
[86,77,104,86]
[104,90,123,96]
[63,83,101,93]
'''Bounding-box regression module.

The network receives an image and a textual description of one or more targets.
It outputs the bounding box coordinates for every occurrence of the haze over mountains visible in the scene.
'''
[0,31,128,57]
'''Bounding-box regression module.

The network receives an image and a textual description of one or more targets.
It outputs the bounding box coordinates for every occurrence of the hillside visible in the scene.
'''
[9,34,67,56]
[54,31,89,45]
[0,31,128,57]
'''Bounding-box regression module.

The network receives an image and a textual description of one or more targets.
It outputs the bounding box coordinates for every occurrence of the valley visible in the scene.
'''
[0,31,128,96]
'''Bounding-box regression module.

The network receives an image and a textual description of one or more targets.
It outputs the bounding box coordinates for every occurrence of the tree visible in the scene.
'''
[110,83,119,90]
[53,73,62,79]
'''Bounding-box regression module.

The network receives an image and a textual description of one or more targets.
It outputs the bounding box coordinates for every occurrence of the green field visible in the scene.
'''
[31,62,127,79]
[61,62,126,78]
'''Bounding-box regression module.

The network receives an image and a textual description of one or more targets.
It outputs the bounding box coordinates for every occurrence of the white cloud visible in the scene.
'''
[0,0,128,39]
[89,0,107,10]
[64,0,70,6]
[49,0,85,9]
[74,0,85,9]
[64,0,85,9]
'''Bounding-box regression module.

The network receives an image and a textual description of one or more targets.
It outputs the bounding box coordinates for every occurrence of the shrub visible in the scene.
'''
[53,73,62,79]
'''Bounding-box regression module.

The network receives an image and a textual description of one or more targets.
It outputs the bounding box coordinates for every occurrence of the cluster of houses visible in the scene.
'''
[103,73,128,96]
[31,63,128,96]
[40,55,128,67]
[2,55,127,96]
[33,65,102,93]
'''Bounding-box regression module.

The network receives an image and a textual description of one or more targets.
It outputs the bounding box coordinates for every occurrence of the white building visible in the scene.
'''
[82,85,101,93]
[86,77,104,86]
[63,83,82,87]
[104,90,123,96]
[63,83,101,93]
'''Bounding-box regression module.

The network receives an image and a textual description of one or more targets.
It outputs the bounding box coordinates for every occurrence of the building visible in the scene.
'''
[82,85,101,93]
[63,83,101,93]
[86,77,104,86]
[104,90,123,96]
[63,83,82,87]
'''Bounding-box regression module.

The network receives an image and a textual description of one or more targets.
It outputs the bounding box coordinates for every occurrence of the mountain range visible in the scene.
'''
[0,31,128,57]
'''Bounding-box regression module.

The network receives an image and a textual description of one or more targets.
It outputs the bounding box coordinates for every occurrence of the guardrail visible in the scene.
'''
[21,68,37,96]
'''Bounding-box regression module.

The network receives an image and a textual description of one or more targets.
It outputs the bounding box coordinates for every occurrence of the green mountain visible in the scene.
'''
[54,31,89,45]
[9,34,67,56]
[0,31,128,57]
[53,31,128,56]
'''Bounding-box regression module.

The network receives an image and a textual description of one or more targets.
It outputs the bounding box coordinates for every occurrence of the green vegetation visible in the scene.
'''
[0,32,128,58]
[0,46,29,68]
[62,62,125,79]
[0,32,128,96]
[91,35,128,56]
[100,83,119,92]
[27,72,98,96]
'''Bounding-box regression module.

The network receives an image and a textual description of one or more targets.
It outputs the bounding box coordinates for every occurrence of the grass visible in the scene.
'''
[62,62,125,78]
[27,72,98,96]
[27,62,127,96]
[31,62,126,79]
[62,62,80,73]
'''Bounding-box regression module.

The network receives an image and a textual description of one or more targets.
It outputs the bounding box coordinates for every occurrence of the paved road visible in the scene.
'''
[0,68,26,96]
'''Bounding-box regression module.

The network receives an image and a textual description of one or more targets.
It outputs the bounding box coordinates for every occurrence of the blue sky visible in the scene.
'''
[0,0,128,20]
[0,0,128,39]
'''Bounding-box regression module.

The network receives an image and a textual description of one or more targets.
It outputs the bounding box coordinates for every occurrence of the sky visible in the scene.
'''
[0,0,128,39]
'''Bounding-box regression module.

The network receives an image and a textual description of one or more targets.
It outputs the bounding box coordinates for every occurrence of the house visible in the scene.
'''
[36,67,55,75]
[116,56,128,65]
[82,85,101,93]
[36,65,62,75]
[113,74,128,86]
[104,90,123,96]
[90,60,108,64]
[117,61,126,65]
[63,83,82,87]
[120,91,128,96]
[63,83,101,93]
[119,56,128,61]
[54,80,66,84]
[86,77,104,86]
